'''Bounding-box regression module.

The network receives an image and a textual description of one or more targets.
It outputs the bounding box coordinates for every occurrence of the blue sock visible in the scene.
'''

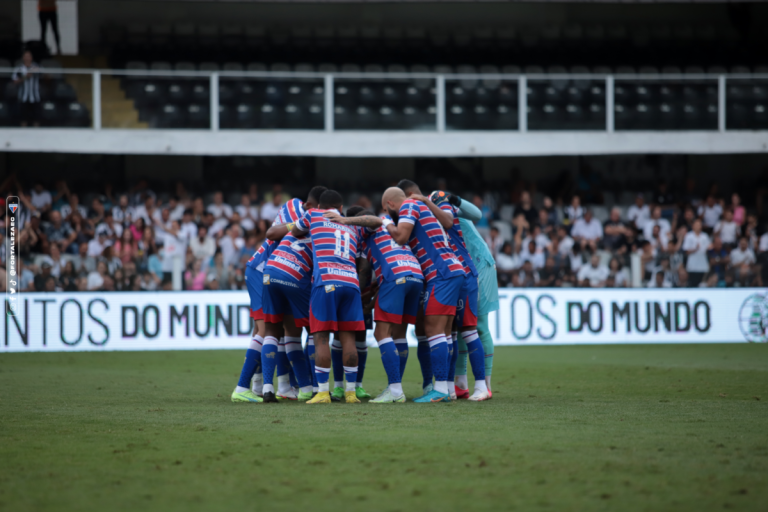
[306,336,317,388]
[463,330,486,381]
[277,338,290,381]
[236,336,263,389]
[285,337,311,389]
[394,338,409,378]
[428,334,449,386]
[288,364,298,388]
[261,336,279,389]
[343,366,358,392]
[377,338,401,385]
[331,340,344,387]
[416,336,432,388]
[356,341,368,387]
[315,365,330,392]
[447,333,458,383]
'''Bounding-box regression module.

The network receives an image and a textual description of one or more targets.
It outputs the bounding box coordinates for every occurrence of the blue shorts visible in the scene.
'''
[375,277,423,325]
[423,275,464,317]
[456,274,479,329]
[309,285,365,333]
[262,272,310,328]
[245,265,264,320]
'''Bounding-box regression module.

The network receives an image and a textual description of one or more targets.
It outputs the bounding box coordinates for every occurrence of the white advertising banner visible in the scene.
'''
[2,289,768,353]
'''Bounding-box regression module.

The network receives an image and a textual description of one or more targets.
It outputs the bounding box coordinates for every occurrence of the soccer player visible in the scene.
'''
[260,230,315,402]
[379,186,465,403]
[351,208,424,403]
[398,181,489,401]
[230,186,325,403]
[442,194,500,396]
[291,190,383,404]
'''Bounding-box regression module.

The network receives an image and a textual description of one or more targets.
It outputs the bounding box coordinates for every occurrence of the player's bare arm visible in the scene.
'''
[410,193,453,230]
[265,222,295,241]
[323,211,383,228]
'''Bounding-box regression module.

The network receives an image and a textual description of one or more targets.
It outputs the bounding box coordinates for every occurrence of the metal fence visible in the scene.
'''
[1,68,767,132]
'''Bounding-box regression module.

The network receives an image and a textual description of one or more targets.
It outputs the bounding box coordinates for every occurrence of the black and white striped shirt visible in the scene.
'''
[11,64,41,103]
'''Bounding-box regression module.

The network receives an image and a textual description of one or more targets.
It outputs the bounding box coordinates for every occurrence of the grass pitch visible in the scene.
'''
[1,344,767,512]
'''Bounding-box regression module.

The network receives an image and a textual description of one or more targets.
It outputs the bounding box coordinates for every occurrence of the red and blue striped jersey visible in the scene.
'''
[246,198,304,272]
[360,215,423,284]
[265,233,313,286]
[439,202,479,277]
[398,199,464,282]
[295,208,367,290]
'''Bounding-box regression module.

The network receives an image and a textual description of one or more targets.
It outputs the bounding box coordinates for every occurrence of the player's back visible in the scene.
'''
[265,233,313,286]
[398,198,464,282]
[362,216,423,283]
[299,208,364,289]
[247,198,305,271]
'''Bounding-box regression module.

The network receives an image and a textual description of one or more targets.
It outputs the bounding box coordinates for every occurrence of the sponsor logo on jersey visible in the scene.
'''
[263,274,271,285]
[325,284,336,293]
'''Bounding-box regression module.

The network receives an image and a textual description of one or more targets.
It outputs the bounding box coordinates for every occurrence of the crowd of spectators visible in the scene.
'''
[5,173,767,292]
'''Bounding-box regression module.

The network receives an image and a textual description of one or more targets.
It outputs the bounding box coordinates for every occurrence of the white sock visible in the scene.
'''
[249,335,264,351]
[235,386,250,393]
[346,381,356,392]
[300,385,312,394]
[456,375,468,389]
[313,387,319,393]
[474,380,489,394]
[356,382,363,387]
[485,376,492,391]
[334,381,343,388]
[277,375,292,394]
[389,383,403,396]
[318,382,329,392]
[434,381,449,394]
[448,382,456,395]
[262,383,274,393]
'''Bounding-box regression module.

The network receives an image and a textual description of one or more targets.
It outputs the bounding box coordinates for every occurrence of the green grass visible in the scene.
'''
[1,344,767,512]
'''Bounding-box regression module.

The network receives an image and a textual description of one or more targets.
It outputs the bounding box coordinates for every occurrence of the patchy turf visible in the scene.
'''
[0,344,766,512]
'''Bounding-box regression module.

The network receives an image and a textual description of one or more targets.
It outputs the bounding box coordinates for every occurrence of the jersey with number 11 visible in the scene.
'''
[295,208,368,290]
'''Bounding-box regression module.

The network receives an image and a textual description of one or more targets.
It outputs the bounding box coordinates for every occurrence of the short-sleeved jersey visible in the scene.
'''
[360,215,423,284]
[246,198,304,272]
[295,208,367,290]
[265,233,313,286]
[398,199,464,282]
[439,202,479,277]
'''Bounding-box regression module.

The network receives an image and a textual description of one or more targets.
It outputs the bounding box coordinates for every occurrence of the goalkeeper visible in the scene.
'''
[438,193,499,397]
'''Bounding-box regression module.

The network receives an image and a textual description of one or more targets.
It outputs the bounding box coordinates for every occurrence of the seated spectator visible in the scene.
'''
[74,241,96,275]
[129,217,145,242]
[514,191,538,228]
[113,268,128,291]
[707,235,729,282]
[683,219,711,287]
[485,225,505,259]
[627,194,650,230]
[112,194,133,226]
[87,261,108,291]
[260,192,282,223]
[60,193,88,220]
[647,269,672,288]
[219,224,244,268]
[555,225,574,256]
[731,193,746,226]
[675,267,690,288]
[576,253,609,288]
[69,211,93,253]
[59,260,78,291]
[571,209,603,253]
[114,229,137,265]
[88,231,110,257]
[654,180,677,218]
[205,273,220,290]
[208,211,228,238]
[537,208,555,238]
[680,206,696,232]
[88,197,107,227]
[638,241,657,282]
[514,260,539,287]
[730,237,756,286]
[648,224,669,253]
[139,270,160,291]
[179,209,197,244]
[165,196,185,221]
[102,246,123,275]
[30,181,53,214]
[608,257,628,288]
[642,206,671,242]
[698,195,723,230]
[713,208,739,247]
[19,259,36,292]
[185,259,207,291]
[207,191,233,221]
[537,256,570,287]
[43,210,76,254]
[520,239,545,269]
[522,225,550,253]
[541,196,558,226]
[602,208,628,252]
[20,211,46,257]
[190,225,216,261]
[236,194,259,232]
[563,194,583,226]
[495,241,520,287]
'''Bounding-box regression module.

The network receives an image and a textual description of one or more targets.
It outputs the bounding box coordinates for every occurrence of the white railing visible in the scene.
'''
[1,68,767,132]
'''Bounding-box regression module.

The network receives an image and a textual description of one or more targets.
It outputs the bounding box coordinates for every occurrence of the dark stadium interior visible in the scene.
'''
[0,1,766,129]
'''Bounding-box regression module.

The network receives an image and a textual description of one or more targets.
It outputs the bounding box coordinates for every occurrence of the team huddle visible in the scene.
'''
[231,180,500,404]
